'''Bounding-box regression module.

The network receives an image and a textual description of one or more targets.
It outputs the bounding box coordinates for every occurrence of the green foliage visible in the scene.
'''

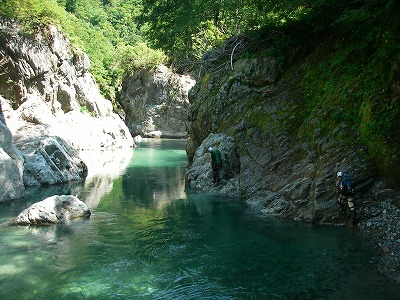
[299,0,400,183]
[1,0,148,101]
[103,0,143,45]
[138,0,357,61]
[3,0,382,99]
[80,105,89,113]
[115,43,167,75]
[0,0,65,31]
[191,20,226,60]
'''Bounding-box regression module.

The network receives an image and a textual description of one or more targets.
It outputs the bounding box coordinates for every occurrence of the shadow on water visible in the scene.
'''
[1,138,400,299]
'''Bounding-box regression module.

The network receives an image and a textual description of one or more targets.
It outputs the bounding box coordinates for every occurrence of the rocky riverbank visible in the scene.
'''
[0,16,133,202]
[184,37,400,284]
[358,198,400,282]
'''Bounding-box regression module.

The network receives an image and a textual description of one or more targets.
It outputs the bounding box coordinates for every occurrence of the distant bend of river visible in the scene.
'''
[1,138,399,299]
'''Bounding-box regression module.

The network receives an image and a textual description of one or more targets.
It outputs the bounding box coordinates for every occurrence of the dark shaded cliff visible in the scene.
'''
[186,2,400,219]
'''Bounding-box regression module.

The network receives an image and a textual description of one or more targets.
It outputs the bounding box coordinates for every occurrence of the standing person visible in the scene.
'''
[208,147,223,183]
[336,171,356,223]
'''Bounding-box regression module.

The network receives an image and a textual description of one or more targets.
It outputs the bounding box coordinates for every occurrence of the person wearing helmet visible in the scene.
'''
[336,171,356,224]
[208,147,223,183]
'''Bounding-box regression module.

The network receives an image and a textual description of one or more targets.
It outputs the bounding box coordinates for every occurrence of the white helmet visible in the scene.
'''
[208,147,213,153]
[337,171,343,177]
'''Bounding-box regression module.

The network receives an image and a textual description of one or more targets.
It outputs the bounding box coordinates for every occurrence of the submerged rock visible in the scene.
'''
[15,195,91,225]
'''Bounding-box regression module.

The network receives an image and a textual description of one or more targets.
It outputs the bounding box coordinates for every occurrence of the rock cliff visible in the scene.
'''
[0,16,133,202]
[186,53,400,280]
[0,101,24,200]
[118,65,195,138]
[187,55,399,223]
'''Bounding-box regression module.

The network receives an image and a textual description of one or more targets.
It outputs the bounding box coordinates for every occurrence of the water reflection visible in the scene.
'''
[119,139,187,210]
[0,146,134,225]
[79,147,133,208]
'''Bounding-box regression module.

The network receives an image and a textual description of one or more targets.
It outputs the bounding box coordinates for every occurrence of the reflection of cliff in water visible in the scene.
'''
[122,165,187,209]
[79,148,133,208]
[121,139,187,210]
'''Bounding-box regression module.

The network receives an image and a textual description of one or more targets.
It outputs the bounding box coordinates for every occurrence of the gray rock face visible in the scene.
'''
[0,16,133,151]
[186,133,240,194]
[119,65,195,138]
[0,101,24,202]
[20,136,87,187]
[186,56,384,224]
[15,195,91,225]
[0,17,133,201]
[0,17,109,117]
[186,54,400,280]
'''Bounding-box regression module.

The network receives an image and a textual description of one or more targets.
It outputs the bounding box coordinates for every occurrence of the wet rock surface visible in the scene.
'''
[358,193,400,281]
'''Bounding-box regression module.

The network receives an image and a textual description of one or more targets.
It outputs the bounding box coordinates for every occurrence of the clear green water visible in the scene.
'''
[0,139,399,299]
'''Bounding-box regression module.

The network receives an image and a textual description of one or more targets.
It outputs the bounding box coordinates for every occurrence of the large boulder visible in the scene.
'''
[15,195,91,225]
[2,92,133,151]
[119,65,195,138]
[186,133,240,194]
[0,147,24,201]
[19,136,87,187]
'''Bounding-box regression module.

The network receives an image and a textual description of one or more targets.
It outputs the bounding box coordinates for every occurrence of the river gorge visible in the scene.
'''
[1,139,399,299]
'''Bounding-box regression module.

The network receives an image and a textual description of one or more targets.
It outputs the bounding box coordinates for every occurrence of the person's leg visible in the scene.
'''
[216,165,221,182]
[347,196,356,223]
[337,196,346,214]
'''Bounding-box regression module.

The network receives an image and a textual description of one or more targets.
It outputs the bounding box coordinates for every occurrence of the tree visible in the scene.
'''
[138,0,319,61]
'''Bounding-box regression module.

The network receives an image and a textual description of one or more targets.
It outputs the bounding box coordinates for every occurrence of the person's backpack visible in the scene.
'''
[341,176,354,196]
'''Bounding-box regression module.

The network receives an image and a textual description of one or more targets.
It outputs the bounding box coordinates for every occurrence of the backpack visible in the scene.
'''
[341,176,354,196]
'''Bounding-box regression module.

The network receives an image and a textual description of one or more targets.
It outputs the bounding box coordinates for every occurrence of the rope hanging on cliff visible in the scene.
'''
[230,40,243,71]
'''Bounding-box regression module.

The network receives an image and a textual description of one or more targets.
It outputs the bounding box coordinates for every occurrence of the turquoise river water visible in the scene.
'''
[1,139,400,299]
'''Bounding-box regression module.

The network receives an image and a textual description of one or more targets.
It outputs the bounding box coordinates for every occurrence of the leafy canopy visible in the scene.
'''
[138,0,347,61]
